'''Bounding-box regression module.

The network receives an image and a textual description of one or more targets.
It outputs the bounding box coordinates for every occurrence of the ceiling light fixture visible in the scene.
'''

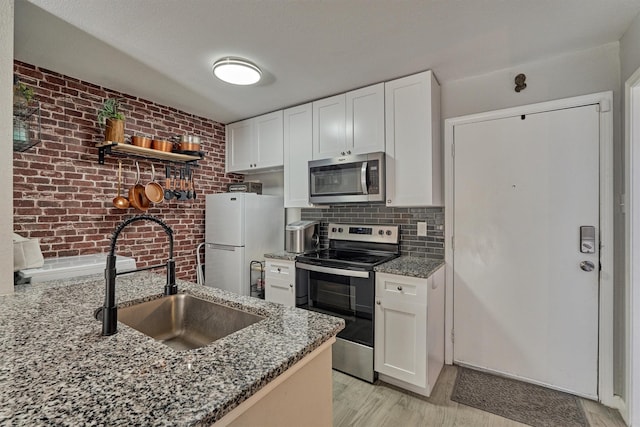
[212,57,262,85]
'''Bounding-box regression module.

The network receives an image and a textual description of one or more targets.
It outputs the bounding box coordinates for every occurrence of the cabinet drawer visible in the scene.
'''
[376,273,427,304]
[265,277,295,306]
[265,260,294,278]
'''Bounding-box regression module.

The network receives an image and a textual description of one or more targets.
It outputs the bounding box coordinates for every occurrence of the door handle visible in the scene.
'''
[580,260,595,272]
[361,161,368,195]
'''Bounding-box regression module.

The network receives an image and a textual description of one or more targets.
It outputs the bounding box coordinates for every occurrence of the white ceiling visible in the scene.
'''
[14,0,640,124]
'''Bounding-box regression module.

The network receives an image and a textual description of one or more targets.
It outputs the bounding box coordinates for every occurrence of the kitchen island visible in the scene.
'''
[0,272,344,426]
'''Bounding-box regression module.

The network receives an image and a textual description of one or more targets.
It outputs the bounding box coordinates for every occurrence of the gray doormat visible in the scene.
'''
[451,367,589,427]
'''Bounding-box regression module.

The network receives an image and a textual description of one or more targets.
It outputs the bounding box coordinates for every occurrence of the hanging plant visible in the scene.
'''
[13,76,35,105]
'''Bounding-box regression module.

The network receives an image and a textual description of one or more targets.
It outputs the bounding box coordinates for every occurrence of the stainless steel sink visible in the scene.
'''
[118,294,264,350]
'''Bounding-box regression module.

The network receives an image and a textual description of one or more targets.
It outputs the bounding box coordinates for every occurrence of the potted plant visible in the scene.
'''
[13,79,34,106]
[98,98,125,143]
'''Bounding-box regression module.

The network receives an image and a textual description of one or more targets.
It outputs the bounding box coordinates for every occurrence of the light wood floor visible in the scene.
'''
[333,365,627,427]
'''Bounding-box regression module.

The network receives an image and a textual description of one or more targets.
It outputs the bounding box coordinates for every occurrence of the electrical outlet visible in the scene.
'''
[417,222,427,236]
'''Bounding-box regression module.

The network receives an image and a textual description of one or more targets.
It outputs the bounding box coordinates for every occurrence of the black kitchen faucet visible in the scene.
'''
[101,214,177,336]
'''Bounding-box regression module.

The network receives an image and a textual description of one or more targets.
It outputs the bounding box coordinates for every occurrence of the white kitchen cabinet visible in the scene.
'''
[226,119,253,172]
[385,71,442,206]
[226,110,284,174]
[312,83,384,159]
[283,103,313,208]
[346,83,385,155]
[264,259,296,307]
[312,94,346,159]
[374,265,445,397]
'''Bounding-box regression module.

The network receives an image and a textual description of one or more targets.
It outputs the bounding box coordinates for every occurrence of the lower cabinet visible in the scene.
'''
[264,259,296,307]
[374,266,445,396]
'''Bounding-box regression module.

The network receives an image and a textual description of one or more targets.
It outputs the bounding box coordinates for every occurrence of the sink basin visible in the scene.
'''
[118,294,264,350]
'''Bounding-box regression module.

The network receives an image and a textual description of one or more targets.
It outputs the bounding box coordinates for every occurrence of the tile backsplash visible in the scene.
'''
[301,204,444,259]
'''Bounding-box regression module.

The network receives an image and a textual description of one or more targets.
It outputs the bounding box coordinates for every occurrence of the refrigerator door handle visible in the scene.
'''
[206,243,237,251]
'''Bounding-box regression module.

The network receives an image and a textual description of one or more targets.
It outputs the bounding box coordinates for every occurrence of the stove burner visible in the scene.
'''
[308,249,392,264]
[296,249,398,271]
[296,223,400,271]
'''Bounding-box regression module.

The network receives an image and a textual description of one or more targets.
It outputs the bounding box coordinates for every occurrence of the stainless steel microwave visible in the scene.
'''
[309,152,385,204]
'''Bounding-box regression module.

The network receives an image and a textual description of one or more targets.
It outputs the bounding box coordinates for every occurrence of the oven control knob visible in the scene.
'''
[338,228,343,233]
[385,230,392,236]
[331,227,337,232]
[378,230,384,235]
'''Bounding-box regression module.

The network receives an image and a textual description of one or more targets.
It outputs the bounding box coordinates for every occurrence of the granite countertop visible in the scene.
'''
[263,251,298,261]
[374,256,444,279]
[0,272,343,426]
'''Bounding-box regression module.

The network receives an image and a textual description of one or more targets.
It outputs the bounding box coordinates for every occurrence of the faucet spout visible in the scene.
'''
[102,214,176,336]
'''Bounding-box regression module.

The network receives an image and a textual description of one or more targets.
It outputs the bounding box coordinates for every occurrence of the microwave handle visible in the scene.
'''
[361,161,368,195]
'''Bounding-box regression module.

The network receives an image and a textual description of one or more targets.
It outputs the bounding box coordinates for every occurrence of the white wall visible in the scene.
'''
[441,42,620,120]
[242,171,284,197]
[621,13,640,84]
[441,42,626,403]
[0,1,14,295]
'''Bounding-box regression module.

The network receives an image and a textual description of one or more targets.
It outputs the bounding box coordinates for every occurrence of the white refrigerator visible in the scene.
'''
[204,193,284,296]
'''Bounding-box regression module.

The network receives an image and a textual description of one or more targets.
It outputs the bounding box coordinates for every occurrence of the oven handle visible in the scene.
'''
[361,161,368,195]
[296,262,370,278]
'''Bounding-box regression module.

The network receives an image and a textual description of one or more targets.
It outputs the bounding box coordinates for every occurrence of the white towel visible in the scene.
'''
[13,233,44,272]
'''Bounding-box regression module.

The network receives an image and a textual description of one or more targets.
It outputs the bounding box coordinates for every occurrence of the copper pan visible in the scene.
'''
[144,163,164,203]
[128,161,150,211]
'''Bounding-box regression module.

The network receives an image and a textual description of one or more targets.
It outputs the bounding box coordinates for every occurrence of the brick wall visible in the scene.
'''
[13,61,242,282]
[301,204,445,259]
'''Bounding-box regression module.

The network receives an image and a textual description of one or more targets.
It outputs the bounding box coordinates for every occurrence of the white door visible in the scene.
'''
[204,244,246,295]
[453,105,600,398]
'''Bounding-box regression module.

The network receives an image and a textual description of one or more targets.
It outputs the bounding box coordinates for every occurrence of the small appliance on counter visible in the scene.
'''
[227,182,262,194]
[285,221,319,254]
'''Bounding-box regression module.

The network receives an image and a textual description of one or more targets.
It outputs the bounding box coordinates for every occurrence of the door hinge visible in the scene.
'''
[597,99,611,113]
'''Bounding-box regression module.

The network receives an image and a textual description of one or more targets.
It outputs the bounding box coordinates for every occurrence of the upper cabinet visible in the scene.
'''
[385,71,442,207]
[312,94,345,159]
[312,83,385,159]
[347,83,385,156]
[226,110,284,174]
[283,103,314,208]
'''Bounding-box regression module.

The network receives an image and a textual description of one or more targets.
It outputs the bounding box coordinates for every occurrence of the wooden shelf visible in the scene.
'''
[96,142,203,165]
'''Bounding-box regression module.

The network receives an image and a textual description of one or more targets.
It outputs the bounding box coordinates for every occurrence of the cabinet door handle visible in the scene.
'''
[341,151,345,155]
[347,150,351,155]
[277,267,281,272]
[397,286,403,291]
[387,199,392,204]
[289,283,293,288]
[376,300,381,305]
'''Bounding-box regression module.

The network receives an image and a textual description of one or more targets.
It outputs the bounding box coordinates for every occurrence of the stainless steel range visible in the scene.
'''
[295,223,399,383]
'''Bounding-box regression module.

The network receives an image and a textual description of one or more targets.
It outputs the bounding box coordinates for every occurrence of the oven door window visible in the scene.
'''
[310,163,365,196]
[307,271,374,347]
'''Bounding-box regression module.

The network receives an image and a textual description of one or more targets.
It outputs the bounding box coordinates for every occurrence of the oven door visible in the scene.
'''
[296,263,374,347]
